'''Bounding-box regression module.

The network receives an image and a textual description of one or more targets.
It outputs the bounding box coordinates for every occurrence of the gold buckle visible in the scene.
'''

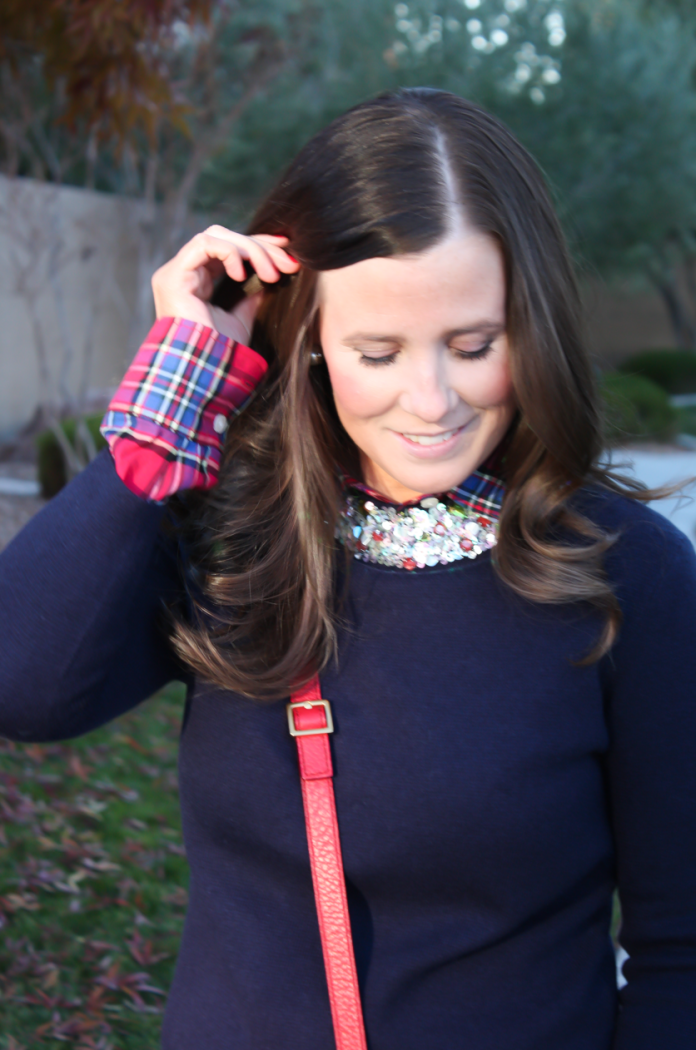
[287,699,334,737]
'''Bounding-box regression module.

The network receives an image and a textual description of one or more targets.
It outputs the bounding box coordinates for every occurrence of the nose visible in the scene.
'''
[398,354,458,422]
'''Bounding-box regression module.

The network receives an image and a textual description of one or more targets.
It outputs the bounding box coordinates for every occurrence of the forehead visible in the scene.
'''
[318,231,506,332]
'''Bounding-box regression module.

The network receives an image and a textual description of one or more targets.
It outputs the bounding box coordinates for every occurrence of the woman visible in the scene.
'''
[1,89,695,1049]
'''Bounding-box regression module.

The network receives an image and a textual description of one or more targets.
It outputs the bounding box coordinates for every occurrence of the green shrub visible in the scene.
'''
[676,405,696,437]
[600,371,678,444]
[618,349,696,394]
[36,414,107,498]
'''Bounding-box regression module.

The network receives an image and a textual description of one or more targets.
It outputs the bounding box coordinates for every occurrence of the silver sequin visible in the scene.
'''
[336,492,498,570]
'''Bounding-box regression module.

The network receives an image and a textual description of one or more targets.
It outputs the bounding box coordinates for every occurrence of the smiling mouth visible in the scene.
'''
[400,426,463,446]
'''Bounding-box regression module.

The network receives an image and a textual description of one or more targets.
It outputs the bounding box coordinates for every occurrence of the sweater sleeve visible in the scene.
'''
[0,450,186,742]
[603,512,696,1048]
[100,316,267,500]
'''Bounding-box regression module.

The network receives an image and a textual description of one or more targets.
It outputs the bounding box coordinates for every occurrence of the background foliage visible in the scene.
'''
[1,0,696,372]
[2,0,696,353]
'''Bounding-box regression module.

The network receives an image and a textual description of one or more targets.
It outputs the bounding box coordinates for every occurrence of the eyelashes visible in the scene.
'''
[358,354,398,367]
[454,340,494,361]
[358,341,494,367]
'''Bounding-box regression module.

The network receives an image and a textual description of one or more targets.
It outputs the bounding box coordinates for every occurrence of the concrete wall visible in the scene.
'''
[0,175,679,438]
[0,176,141,438]
[583,278,674,368]
[0,175,203,441]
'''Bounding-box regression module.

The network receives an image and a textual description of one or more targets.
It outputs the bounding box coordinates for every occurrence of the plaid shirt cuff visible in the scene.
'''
[100,316,267,501]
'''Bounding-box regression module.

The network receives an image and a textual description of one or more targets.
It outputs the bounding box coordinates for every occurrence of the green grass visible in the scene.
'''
[0,682,188,1050]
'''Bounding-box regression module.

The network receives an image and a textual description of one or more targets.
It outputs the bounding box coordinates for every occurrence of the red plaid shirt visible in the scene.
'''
[101,317,267,500]
[102,316,505,518]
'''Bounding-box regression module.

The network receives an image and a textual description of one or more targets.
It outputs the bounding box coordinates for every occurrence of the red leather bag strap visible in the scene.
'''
[288,677,368,1050]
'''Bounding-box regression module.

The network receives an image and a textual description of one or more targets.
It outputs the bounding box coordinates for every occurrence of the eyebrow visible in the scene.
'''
[342,322,505,343]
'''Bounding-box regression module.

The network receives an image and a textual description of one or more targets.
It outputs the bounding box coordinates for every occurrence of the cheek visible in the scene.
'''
[326,361,394,421]
[457,356,514,408]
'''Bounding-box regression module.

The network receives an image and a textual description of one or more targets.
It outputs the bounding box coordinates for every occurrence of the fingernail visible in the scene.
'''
[286,253,299,264]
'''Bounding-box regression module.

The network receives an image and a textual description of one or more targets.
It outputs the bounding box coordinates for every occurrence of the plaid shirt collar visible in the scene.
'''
[341,441,506,520]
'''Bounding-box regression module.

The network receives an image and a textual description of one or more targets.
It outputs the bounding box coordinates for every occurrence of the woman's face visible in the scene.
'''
[318,227,516,502]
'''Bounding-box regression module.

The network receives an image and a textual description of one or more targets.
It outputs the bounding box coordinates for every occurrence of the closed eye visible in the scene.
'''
[452,340,494,361]
[359,340,495,367]
[359,352,399,367]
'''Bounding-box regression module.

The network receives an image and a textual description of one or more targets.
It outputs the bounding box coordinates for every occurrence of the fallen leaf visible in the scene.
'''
[23,744,45,763]
[81,858,121,873]
[118,734,149,755]
[75,799,108,820]
[41,965,59,989]
[163,886,188,907]
[126,929,170,966]
[68,755,91,781]
[2,892,40,912]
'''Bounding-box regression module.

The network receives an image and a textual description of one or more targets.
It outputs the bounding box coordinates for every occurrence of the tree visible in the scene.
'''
[0,0,212,180]
[345,0,696,350]
[0,0,324,442]
[0,0,216,458]
[195,0,403,224]
[507,2,696,348]
[4,0,696,359]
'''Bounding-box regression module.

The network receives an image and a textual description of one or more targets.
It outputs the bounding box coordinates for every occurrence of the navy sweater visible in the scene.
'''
[1,450,695,1050]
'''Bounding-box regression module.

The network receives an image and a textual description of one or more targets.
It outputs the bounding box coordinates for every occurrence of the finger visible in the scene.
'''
[193,265,216,302]
[195,230,280,282]
[176,234,248,282]
[252,233,291,245]
[251,241,300,275]
[205,226,289,246]
[256,241,302,273]
[178,232,294,286]
[204,227,300,272]
[230,238,283,283]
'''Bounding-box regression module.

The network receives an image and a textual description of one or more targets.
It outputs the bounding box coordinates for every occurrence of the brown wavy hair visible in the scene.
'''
[171,88,654,699]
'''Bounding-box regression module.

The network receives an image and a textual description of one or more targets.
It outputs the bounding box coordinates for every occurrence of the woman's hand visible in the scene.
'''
[151,226,300,344]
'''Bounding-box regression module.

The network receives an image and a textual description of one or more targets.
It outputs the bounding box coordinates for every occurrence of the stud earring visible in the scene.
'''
[309,347,324,366]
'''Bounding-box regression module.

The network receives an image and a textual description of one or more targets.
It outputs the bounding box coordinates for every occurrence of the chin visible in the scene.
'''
[394,461,475,496]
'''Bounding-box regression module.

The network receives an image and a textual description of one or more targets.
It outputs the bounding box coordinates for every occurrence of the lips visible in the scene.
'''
[394,423,469,458]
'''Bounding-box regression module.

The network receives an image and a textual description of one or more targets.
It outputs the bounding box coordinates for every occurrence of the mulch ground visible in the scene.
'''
[0,684,188,1050]
[0,466,189,1048]
[0,494,46,553]
[0,462,45,553]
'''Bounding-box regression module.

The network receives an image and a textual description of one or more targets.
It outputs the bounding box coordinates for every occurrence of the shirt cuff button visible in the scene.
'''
[213,413,228,434]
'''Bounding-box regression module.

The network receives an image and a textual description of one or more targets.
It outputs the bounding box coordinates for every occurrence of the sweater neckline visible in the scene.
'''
[339,443,506,520]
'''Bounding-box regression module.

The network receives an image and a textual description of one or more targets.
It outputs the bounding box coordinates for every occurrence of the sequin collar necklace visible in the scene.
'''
[336,453,506,572]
